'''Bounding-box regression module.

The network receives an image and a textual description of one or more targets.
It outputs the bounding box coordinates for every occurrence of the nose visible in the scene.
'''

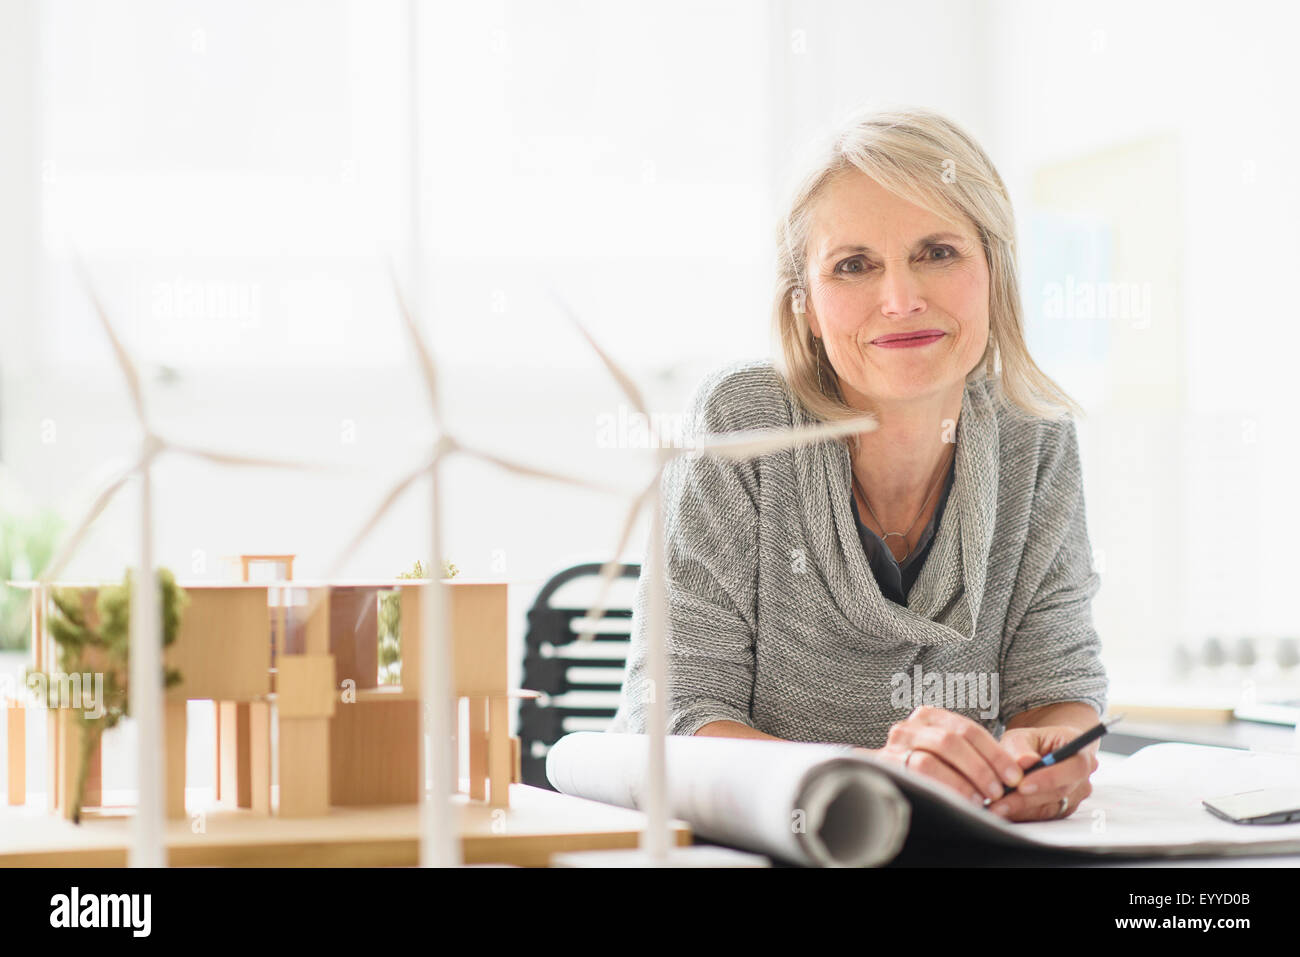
[878,262,926,320]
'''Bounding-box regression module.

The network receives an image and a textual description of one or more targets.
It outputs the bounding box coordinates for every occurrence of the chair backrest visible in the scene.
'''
[518,562,640,788]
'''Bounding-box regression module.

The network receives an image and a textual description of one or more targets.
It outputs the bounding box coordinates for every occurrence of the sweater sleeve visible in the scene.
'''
[608,367,765,737]
[997,418,1109,726]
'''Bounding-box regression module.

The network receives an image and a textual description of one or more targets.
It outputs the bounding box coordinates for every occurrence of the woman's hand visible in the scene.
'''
[863,705,1026,807]
[985,725,1099,822]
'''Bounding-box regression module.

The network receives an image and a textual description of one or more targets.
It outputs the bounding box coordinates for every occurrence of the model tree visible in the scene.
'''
[377,559,457,686]
[31,568,188,823]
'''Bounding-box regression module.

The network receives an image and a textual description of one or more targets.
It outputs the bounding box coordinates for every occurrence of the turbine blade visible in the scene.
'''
[545,285,649,418]
[388,259,443,430]
[575,475,658,643]
[325,459,432,579]
[74,255,147,427]
[37,458,142,585]
[455,442,620,495]
[166,442,332,472]
[302,459,433,622]
[692,413,878,461]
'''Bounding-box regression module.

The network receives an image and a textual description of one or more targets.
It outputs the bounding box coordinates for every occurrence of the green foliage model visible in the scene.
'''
[377,559,457,686]
[0,509,62,650]
[30,568,188,823]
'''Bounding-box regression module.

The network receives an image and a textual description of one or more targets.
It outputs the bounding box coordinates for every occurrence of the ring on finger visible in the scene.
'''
[1058,795,1070,818]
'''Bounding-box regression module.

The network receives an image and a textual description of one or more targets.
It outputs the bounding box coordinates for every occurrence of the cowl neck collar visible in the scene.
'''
[790,375,1001,651]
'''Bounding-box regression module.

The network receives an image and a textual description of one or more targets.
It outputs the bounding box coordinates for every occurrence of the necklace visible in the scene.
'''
[852,443,955,563]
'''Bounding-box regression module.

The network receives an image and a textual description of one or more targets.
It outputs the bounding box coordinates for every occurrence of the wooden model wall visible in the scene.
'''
[402,582,512,806]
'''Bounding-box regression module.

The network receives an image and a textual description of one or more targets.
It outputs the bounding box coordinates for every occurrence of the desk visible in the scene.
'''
[0,785,692,867]
[885,836,1300,867]
[1100,716,1296,755]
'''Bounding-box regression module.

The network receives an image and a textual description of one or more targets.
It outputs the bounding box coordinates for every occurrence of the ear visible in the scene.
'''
[795,289,821,338]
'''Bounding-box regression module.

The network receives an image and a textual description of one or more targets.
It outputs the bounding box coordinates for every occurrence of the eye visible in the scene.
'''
[924,244,958,262]
[834,256,872,275]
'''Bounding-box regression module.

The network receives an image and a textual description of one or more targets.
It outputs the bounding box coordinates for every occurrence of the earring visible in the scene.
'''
[814,338,824,393]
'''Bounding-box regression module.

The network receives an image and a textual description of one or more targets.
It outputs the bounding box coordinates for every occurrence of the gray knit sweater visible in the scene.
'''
[607,359,1108,748]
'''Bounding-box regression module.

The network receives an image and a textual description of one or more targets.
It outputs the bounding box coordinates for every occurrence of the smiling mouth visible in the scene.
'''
[871,330,946,345]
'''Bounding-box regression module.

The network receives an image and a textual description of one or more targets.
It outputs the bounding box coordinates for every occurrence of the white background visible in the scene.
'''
[3,1,1299,782]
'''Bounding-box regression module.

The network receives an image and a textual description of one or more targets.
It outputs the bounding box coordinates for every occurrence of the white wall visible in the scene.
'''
[5,0,1296,731]
[0,0,41,471]
[0,1,784,734]
[987,0,1300,685]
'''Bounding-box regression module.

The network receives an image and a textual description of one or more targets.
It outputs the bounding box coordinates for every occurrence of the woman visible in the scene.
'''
[609,107,1108,823]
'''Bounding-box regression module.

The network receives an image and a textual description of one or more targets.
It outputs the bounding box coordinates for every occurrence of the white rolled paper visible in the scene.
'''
[546,732,911,867]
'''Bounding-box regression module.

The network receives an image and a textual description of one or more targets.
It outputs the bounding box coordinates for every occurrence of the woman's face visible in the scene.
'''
[803,170,990,411]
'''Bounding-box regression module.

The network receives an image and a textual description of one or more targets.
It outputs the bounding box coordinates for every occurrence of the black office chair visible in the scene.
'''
[519,562,640,789]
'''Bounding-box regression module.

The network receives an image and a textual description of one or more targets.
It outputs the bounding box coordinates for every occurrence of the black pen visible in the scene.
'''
[984,712,1125,805]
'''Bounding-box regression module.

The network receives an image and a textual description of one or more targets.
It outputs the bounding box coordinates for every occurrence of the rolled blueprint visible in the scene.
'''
[546,731,910,867]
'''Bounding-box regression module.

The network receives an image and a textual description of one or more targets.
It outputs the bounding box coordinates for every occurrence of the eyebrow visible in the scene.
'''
[821,232,969,261]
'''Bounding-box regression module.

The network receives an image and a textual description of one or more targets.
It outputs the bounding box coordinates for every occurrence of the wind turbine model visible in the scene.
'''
[35,260,330,867]
[550,293,879,865]
[310,268,619,867]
